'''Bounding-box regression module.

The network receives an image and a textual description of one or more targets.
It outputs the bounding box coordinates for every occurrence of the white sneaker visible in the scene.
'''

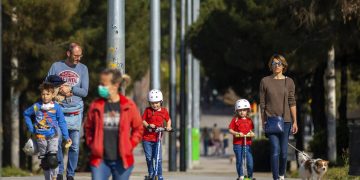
[279,175,285,180]
[240,176,245,180]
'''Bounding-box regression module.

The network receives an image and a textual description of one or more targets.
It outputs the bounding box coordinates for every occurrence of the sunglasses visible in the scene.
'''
[271,61,283,67]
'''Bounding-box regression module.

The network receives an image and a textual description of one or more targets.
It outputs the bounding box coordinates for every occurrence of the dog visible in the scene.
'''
[298,152,329,180]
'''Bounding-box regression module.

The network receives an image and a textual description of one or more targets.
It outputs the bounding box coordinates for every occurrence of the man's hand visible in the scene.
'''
[60,85,71,95]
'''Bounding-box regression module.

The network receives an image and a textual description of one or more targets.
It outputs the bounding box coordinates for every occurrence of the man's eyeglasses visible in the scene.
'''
[72,54,83,58]
[271,61,283,67]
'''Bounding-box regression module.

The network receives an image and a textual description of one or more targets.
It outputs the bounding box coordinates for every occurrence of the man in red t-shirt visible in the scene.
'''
[142,89,172,180]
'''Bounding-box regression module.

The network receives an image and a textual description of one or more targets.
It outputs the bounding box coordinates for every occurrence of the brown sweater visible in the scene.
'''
[259,76,296,122]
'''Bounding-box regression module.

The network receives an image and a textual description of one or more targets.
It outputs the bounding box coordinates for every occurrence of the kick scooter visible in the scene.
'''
[144,127,174,180]
[236,131,255,180]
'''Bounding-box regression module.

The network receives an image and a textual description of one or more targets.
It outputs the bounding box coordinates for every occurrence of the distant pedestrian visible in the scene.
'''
[222,133,229,155]
[211,123,221,156]
[201,127,211,156]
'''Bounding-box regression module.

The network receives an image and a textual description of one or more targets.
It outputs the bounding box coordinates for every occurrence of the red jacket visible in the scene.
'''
[84,94,143,168]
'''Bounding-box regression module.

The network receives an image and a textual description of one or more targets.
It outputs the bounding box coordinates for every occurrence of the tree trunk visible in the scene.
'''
[11,56,20,168]
[324,45,336,163]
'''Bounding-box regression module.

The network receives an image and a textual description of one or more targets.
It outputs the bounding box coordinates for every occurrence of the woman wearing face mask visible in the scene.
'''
[84,68,143,180]
[259,54,298,180]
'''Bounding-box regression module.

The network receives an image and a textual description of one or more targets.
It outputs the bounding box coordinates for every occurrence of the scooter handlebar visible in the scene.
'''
[148,127,175,133]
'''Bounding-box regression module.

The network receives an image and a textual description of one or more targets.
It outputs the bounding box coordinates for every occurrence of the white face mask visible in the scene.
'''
[41,102,54,110]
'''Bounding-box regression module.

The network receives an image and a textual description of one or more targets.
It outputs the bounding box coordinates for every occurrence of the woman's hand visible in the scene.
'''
[292,122,298,134]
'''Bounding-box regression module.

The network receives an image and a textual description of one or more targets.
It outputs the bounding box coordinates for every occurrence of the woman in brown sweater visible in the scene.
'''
[259,54,298,180]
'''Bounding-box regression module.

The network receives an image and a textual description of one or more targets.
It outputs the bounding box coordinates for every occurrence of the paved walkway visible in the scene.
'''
[2,154,300,180]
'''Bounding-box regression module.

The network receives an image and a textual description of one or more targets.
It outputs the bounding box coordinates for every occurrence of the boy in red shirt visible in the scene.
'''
[142,89,172,180]
[229,99,255,180]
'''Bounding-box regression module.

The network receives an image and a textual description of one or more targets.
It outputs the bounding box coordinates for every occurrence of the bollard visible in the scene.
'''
[348,118,360,176]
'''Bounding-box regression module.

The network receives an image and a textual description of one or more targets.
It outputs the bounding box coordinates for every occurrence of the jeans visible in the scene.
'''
[142,141,163,179]
[57,129,81,177]
[268,122,292,180]
[233,145,253,178]
[91,159,133,180]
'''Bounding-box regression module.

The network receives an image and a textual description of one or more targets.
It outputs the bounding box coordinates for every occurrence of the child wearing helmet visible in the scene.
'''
[142,89,172,180]
[23,82,72,180]
[229,99,255,180]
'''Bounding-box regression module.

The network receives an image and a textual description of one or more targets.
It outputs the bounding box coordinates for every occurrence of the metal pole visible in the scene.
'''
[150,0,161,90]
[186,0,193,170]
[106,0,125,74]
[179,0,187,172]
[0,0,3,176]
[191,0,200,166]
[168,0,177,172]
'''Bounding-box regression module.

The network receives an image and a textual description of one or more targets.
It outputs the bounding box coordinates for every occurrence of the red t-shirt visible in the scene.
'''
[142,107,170,142]
[228,117,254,145]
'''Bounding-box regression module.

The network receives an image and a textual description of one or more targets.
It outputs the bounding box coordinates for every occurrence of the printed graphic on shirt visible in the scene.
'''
[58,70,80,86]
[103,111,120,130]
[35,110,55,129]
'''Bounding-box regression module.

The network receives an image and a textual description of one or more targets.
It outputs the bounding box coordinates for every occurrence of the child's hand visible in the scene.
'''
[65,139,72,149]
[149,124,156,128]
[166,127,172,131]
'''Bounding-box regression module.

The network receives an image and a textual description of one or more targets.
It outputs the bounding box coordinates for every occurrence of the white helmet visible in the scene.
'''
[234,99,251,111]
[23,138,39,156]
[148,89,163,102]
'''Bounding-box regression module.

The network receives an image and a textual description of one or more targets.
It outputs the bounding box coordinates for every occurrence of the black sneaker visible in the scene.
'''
[67,176,74,180]
[57,174,63,180]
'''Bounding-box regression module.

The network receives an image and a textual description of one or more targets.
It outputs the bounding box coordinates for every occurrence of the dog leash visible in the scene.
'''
[288,143,312,159]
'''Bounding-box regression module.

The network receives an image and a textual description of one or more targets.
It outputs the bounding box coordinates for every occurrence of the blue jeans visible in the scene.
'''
[268,122,292,180]
[91,159,133,180]
[57,129,80,177]
[233,145,253,178]
[142,141,163,179]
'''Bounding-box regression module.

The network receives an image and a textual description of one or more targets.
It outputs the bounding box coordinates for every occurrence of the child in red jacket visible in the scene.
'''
[142,89,172,180]
[229,99,255,180]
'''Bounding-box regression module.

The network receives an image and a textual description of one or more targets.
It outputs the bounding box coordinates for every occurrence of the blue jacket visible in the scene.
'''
[24,101,69,139]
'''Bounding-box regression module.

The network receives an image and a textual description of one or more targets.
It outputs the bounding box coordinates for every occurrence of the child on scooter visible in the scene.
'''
[142,89,172,180]
[229,99,255,180]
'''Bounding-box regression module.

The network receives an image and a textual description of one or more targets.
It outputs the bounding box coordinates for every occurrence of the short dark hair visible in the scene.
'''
[39,82,55,93]
[101,68,123,84]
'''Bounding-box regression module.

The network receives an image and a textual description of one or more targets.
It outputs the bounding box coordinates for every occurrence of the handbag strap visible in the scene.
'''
[282,77,287,117]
